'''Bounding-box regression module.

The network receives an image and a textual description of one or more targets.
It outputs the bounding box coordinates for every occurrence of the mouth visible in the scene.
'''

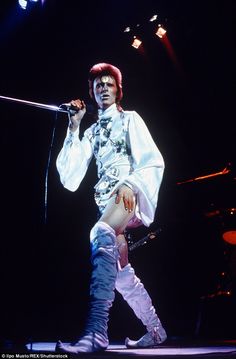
[101,95,109,100]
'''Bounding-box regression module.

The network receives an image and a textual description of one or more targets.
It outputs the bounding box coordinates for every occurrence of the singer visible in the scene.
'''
[56,63,167,353]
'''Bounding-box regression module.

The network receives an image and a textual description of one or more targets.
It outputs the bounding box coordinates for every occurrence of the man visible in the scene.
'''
[56,63,167,353]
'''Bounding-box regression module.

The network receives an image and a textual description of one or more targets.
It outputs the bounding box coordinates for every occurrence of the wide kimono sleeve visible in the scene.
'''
[56,124,95,192]
[123,111,165,226]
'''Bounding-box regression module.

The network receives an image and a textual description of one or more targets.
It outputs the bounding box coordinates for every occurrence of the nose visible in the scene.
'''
[101,83,108,92]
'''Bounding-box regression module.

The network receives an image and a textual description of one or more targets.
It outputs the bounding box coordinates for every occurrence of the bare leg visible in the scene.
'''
[99,195,135,235]
[101,194,133,268]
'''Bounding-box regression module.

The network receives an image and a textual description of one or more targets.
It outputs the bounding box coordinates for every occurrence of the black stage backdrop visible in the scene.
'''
[0,0,235,345]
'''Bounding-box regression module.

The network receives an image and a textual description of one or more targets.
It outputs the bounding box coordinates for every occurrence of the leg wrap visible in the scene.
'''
[85,221,119,336]
[115,263,163,333]
[55,222,119,354]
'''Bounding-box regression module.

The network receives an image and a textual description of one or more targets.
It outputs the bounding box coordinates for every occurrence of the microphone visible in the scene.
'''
[59,102,95,115]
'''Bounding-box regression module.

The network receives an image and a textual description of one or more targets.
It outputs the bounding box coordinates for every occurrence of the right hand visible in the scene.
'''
[68,99,86,132]
[111,184,135,213]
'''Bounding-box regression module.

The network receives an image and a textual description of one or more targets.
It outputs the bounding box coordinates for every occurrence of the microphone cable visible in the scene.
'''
[44,111,59,224]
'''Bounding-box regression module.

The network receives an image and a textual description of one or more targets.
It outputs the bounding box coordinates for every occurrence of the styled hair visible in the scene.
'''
[88,63,123,110]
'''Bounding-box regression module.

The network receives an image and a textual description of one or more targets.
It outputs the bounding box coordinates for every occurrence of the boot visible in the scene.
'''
[56,221,119,353]
[115,263,167,348]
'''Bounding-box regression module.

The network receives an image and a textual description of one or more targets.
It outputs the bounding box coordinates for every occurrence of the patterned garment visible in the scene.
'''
[91,110,132,210]
[56,103,164,227]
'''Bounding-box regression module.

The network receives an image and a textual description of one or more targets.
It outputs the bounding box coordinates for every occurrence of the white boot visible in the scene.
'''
[115,263,167,348]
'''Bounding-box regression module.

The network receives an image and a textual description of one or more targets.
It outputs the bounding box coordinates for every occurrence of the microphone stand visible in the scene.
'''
[0,95,72,350]
[0,94,69,114]
[0,94,72,225]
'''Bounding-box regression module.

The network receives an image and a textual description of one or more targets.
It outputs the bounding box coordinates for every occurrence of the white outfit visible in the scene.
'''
[116,263,167,347]
[56,104,167,348]
[56,103,164,227]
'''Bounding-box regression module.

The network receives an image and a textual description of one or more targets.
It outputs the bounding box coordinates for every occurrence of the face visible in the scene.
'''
[93,75,118,110]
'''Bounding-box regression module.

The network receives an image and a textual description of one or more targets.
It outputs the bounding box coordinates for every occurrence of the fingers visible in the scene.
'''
[123,194,134,213]
[115,191,133,212]
[111,185,135,213]
[68,99,86,132]
[114,187,135,212]
[71,99,86,110]
[122,195,129,211]
[115,191,122,204]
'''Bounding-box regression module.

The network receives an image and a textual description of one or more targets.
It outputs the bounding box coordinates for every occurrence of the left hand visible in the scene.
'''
[112,185,135,213]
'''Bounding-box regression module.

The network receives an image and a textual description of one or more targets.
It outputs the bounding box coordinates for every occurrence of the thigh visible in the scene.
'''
[100,195,136,235]
[116,233,129,268]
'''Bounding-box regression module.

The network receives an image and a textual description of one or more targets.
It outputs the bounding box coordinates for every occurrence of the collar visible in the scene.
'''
[98,103,118,120]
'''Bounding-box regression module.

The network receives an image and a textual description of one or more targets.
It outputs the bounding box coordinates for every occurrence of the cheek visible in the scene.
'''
[94,91,100,100]
[112,89,118,98]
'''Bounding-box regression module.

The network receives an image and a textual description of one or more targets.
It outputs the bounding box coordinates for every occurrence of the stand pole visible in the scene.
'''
[0,94,68,114]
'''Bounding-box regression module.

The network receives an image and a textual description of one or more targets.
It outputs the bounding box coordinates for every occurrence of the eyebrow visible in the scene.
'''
[95,80,115,86]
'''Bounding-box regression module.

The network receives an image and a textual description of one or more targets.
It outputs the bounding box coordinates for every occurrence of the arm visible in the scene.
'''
[56,99,94,192]
[123,111,165,226]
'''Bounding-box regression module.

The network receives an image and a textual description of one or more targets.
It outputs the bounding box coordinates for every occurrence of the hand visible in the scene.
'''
[68,99,86,132]
[112,185,135,213]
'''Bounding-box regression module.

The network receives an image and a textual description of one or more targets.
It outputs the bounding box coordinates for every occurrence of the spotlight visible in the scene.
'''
[18,0,28,9]
[149,14,158,22]
[18,0,40,10]
[156,25,167,38]
[124,27,131,33]
[132,36,142,49]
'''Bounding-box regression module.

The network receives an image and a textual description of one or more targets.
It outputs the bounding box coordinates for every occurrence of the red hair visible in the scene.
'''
[88,63,123,109]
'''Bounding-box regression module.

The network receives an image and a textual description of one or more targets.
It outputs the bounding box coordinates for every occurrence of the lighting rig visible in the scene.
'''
[123,14,167,50]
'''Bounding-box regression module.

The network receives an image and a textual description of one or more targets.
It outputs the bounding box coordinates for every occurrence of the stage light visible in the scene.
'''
[131,36,142,49]
[124,27,131,33]
[18,0,27,9]
[156,25,167,38]
[18,0,41,10]
[149,15,158,22]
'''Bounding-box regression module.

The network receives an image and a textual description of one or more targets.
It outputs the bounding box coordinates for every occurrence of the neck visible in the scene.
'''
[100,104,114,111]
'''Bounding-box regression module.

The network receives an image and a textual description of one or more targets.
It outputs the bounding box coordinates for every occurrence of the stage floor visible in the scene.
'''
[21,339,236,358]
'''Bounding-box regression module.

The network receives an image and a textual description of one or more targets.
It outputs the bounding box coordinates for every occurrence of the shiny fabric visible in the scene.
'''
[55,222,118,353]
[56,332,109,353]
[56,103,164,227]
[86,221,118,336]
[125,326,167,348]
[116,263,165,332]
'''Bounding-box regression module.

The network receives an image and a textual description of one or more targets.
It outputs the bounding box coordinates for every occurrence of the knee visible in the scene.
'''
[116,263,133,282]
[90,221,120,262]
[90,221,115,242]
[116,263,137,290]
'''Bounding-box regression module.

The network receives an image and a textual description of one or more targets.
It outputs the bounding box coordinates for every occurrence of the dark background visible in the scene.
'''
[0,0,235,346]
